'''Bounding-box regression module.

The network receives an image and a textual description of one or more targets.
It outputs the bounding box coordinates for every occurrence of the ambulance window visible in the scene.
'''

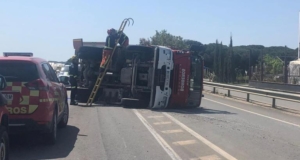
[0,61,39,82]
[42,63,56,82]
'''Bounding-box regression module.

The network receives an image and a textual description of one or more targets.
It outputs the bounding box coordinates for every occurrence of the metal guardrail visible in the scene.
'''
[203,82,300,108]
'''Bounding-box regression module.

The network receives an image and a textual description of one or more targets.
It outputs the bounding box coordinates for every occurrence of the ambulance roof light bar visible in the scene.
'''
[3,52,33,57]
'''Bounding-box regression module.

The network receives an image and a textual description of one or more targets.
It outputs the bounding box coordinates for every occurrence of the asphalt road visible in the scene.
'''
[9,93,300,160]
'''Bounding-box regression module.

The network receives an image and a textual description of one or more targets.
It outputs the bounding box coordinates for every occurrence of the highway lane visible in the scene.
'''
[166,94,300,160]
[9,93,300,160]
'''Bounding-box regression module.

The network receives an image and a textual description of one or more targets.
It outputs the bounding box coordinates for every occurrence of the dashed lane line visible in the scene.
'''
[172,140,197,146]
[148,115,165,118]
[161,129,184,134]
[204,98,300,128]
[190,154,222,160]
[163,112,237,160]
[153,121,172,125]
[133,109,182,160]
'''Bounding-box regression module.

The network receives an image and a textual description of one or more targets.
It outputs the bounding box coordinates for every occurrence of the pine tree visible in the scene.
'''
[223,47,227,83]
[218,42,223,82]
[213,40,219,76]
[227,35,233,83]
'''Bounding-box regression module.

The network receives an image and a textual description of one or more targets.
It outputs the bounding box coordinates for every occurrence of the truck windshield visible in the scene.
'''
[190,54,203,91]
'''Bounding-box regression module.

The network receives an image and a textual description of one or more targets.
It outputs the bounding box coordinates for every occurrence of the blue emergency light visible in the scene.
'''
[3,52,33,57]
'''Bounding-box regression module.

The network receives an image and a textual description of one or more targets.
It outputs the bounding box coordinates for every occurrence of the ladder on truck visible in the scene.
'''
[86,18,134,106]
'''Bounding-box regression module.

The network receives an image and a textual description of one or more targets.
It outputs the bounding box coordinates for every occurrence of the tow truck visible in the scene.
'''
[72,39,204,108]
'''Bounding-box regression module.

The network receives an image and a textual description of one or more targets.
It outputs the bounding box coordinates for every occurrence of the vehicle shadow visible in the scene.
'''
[76,103,122,108]
[9,125,79,160]
[76,102,236,115]
[159,107,236,115]
[122,104,236,115]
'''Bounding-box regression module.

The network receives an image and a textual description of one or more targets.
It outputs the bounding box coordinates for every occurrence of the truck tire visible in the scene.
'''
[0,126,9,160]
[58,100,69,128]
[45,110,57,145]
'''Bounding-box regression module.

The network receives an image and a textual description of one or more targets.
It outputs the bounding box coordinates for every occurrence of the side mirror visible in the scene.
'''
[0,75,7,90]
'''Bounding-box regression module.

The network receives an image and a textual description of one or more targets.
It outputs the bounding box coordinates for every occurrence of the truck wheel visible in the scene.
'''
[0,127,9,160]
[45,110,57,145]
[58,100,69,128]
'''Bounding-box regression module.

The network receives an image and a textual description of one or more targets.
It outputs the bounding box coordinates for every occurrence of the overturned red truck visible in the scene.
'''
[72,39,204,108]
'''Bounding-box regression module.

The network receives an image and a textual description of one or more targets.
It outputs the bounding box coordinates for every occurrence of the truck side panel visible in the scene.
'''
[168,52,190,108]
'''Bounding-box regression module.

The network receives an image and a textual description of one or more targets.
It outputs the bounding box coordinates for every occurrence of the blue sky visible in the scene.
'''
[0,0,299,61]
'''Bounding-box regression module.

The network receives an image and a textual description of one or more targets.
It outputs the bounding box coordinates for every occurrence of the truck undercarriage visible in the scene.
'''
[76,45,157,107]
[73,40,204,109]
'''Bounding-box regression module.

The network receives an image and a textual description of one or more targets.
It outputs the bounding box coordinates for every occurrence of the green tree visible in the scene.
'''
[227,36,233,83]
[184,39,203,50]
[263,54,283,75]
[150,30,187,50]
[139,38,151,46]
[213,40,219,77]
[218,42,223,82]
[139,30,298,84]
[67,58,72,63]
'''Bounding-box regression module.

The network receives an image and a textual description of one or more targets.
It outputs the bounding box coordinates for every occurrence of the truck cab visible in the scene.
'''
[168,50,204,108]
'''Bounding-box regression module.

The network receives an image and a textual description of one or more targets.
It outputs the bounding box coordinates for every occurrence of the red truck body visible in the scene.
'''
[168,50,204,108]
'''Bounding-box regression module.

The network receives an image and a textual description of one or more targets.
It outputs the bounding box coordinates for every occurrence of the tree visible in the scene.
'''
[139,30,298,84]
[227,35,233,83]
[145,30,188,50]
[213,40,219,77]
[263,54,283,75]
[184,39,203,50]
[67,58,73,63]
[218,42,224,82]
[139,38,151,46]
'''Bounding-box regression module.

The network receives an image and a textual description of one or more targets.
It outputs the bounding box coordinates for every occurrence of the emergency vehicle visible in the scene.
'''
[0,52,69,145]
[0,75,9,160]
[73,39,204,108]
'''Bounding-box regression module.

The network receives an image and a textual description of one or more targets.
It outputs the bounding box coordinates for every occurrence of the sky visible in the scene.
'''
[0,0,299,61]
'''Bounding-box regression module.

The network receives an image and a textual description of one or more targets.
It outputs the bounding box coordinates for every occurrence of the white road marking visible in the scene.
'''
[133,109,182,160]
[148,115,165,118]
[190,154,221,160]
[153,121,172,125]
[163,112,237,160]
[172,140,197,146]
[204,98,300,128]
[161,129,184,134]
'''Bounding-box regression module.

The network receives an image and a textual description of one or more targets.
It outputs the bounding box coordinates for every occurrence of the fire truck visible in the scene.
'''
[72,39,204,108]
